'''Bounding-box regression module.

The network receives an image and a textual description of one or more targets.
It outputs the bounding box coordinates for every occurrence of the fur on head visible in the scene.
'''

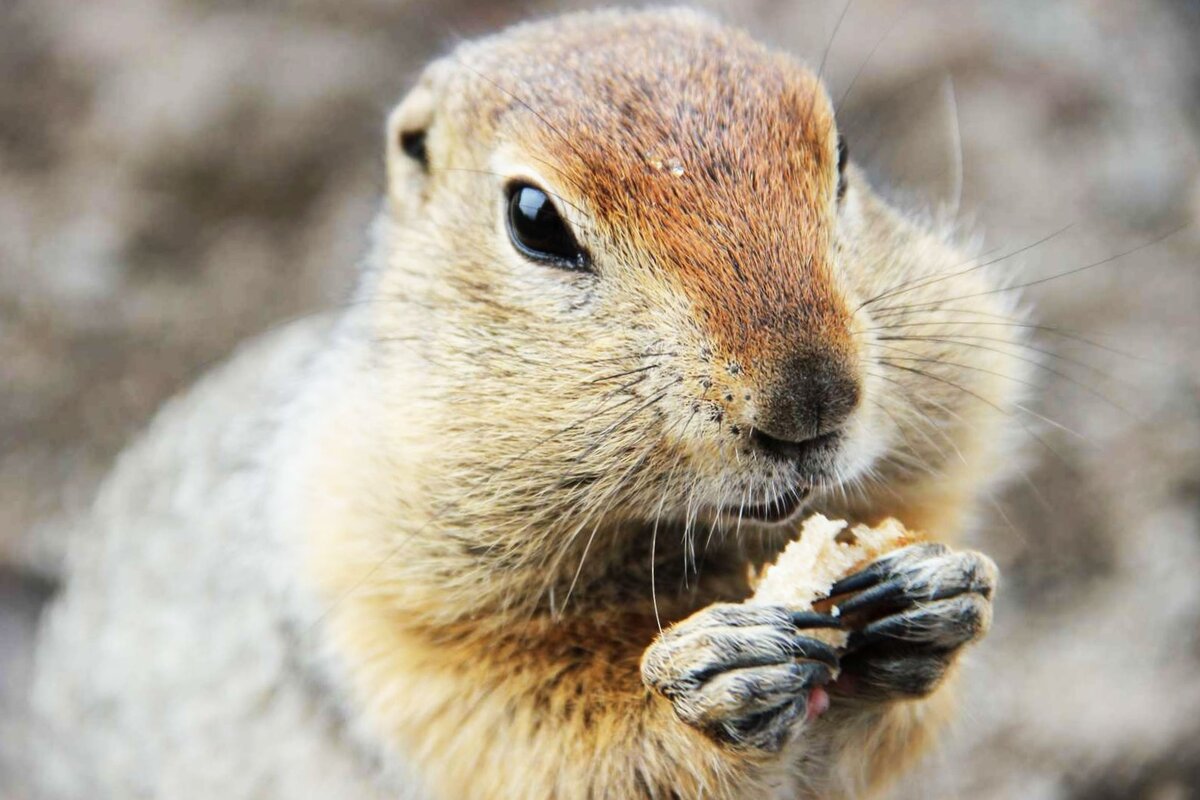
[347,7,1028,613]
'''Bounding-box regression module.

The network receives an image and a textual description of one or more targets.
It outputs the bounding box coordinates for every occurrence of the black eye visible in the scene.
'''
[836,135,849,202]
[399,129,428,170]
[506,183,590,270]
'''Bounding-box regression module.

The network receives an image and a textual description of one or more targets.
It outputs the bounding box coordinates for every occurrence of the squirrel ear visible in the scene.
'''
[386,60,449,208]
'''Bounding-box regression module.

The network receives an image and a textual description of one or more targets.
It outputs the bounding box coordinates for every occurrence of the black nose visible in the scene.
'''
[750,350,860,459]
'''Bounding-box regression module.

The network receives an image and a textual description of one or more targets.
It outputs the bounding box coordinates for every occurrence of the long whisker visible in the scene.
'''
[867,324,1138,380]
[873,224,1187,311]
[560,440,657,613]
[588,363,661,384]
[870,367,1062,515]
[853,318,1158,362]
[874,334,1137,416]
[879,360,1077,471]
[857,223,1075,311]
[575,380,682,463]
[578,351,677,367]
[542,382,698,611]
[877,354,1091,441]
[809,0,854,118]
[650,454,685,633]
[833,4,911,115]
[306,366,664,634]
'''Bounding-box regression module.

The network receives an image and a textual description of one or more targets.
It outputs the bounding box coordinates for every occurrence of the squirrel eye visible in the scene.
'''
[506,183,590,271]
[836,136,849,202]
[399,129,428,170]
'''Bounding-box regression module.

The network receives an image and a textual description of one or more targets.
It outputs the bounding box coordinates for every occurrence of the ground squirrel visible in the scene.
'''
[30,8,1028,799]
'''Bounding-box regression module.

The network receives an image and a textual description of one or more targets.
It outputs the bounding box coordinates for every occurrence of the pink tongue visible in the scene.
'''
[806,686,831,720]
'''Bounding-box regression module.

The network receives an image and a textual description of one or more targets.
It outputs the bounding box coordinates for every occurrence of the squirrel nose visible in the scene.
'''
[749,350,860,460]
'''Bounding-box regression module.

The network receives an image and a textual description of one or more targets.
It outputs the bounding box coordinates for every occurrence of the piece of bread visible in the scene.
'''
[750,514,917,647]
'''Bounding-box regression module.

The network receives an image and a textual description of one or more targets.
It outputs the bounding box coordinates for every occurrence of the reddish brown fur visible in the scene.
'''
[463,14,852,378]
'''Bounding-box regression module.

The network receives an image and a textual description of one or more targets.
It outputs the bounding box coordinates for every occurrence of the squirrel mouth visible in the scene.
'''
[723,484,811,525]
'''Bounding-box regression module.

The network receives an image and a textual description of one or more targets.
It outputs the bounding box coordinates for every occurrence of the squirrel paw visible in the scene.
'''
[829,544,997,700]
[641,604,841,751]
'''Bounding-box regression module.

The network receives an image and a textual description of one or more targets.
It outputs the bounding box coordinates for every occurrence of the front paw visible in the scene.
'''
[641,604,841,751]
[829,544,997,700]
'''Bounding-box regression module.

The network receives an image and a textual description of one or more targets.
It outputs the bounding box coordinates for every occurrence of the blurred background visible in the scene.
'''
[1,0,1198,797]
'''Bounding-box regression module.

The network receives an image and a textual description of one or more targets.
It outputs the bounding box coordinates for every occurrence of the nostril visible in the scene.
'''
[755,350,861,444]
[749,427,842,463]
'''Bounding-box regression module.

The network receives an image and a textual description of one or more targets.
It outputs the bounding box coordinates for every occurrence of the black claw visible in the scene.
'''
[844,595,988,656]
[791,611,844,630]
[832,576,908,616]
[829,561,892,596]
[721,696,803,752]
[792,635,839,668]
[799,660,834,687]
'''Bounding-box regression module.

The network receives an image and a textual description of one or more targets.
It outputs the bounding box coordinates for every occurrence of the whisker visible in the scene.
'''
[872,351,1041,393]
[575,380,682,463]
[588,363,660,384]
[854,318,1156,362]
[833,4,911,115]
[877,354,1093,442]
[871,368,1062,515]
[873,224,1188,311]
[879,360,1078,472]
[874,334,1137,417]
[873,329,1126,382]
[559,441,657,613]
[857,223,1075,311]
[578,351,676,367]
[810,0,854,119]
[649,456,682,633]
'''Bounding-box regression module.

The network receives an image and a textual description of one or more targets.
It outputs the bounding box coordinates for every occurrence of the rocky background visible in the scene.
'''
[2,0,1199,797]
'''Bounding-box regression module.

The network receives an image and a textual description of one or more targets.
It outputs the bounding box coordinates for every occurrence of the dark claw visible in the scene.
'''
[827,547,998,701]
[717,661,833,750]
[792,635,839,668]
[846,594,991,655]
[845,614,922,653]
[834,559,983,620]
[830,543,953,599]
[828,560,893,596]
[644,602,843,751]
[832,576,908,617]
[724,703,804,751]
[791,611,844,630]
[799,660,834,687]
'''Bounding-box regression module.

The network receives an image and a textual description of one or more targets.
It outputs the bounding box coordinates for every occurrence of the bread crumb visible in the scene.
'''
[750,514,916,647]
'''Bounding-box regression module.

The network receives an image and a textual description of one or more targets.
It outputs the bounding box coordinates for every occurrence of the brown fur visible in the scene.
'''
[295,8,1031,798]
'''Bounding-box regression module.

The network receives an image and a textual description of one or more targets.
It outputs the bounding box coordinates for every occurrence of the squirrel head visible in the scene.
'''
[362,8,1026,560]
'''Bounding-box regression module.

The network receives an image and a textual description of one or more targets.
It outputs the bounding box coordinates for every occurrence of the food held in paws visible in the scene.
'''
[750,514,918,646]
